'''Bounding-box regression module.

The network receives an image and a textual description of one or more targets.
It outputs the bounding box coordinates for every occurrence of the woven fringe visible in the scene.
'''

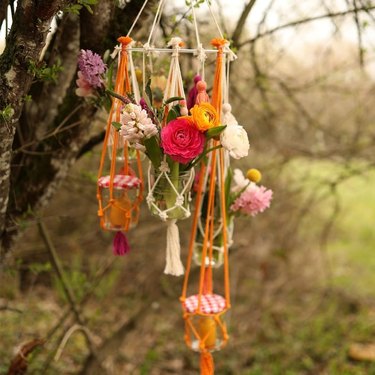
[164,219,184,276]
[113,231,130,256]
[200,351,214,375]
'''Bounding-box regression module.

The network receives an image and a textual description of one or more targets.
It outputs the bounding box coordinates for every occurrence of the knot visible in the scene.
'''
[118,36,133,48]
[168,37,184,49]
[222,103,232,114]
[159,211,168,221]
[143,42,153,54]
[211,37,227,49]
[146,194,155,204]
[175,196,184,207]
[195,43,207,63]
[159,161,170,173]
[110,44,121,59]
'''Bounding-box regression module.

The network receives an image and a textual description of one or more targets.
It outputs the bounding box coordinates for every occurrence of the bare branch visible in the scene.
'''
[231,0,257,48]
[239,5,375,48]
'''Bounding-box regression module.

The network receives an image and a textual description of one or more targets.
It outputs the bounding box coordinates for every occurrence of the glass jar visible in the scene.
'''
[183,294,228,352]
[98,174,141,231]
[148,168,194,221]
[193,216,234,268]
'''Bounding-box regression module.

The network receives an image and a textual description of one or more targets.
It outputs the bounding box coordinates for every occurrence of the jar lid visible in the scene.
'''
[98,174,141,189]
[184,294,226,314]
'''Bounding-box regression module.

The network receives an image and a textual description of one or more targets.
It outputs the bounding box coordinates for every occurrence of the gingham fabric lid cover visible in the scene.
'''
[98,174,141,189]
[184,294,226,314]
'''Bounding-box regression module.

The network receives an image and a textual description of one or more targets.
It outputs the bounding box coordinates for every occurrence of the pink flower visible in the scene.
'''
[75,71,94,97]
[78,49,106,88]
[230,184,273,217]
[161,117,205,164]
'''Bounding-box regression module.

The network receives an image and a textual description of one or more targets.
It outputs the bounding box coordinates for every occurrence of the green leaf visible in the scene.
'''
[164,96,184,105]
[112,121,122,130]
[206,125,227,139]
[144,136,162,169]
[224,168,233,214]
[106,89,128,103]
[106,62,114,91]
[166,108,178,123]
[145,78,153,105]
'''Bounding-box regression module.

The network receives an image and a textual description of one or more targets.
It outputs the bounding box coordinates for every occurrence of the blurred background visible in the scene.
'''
[1,0,375,374]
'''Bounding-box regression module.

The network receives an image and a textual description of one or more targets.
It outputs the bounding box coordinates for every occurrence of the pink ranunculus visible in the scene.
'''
[230,184,273,217]
[161,117,205,164]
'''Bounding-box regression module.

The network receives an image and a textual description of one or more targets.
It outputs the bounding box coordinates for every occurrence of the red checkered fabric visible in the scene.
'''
[184,294,226,314]
[98,174,141,189]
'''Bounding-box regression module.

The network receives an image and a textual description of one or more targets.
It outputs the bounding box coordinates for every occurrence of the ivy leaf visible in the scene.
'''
[112,121,122,130]
[206,125,227,139]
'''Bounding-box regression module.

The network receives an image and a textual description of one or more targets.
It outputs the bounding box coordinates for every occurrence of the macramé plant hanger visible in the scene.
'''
[102,0,239,374]
[97,36,144,255]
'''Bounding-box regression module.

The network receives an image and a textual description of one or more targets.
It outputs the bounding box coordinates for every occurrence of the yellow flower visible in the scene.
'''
[246,169,262,183]
[191,103,220,132]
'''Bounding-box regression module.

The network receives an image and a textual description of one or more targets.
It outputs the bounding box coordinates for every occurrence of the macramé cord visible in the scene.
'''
[179,38,231,375]
[97,36,144,237]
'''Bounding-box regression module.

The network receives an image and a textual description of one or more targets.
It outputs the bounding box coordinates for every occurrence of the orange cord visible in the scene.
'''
[97,36,144,231]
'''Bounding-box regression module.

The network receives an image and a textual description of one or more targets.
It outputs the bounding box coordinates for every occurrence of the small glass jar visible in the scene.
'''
[98,174,141,231]
[183,294,228,352]
[148,168,194,221]
[188,314,227,352]
[193,216,234,268]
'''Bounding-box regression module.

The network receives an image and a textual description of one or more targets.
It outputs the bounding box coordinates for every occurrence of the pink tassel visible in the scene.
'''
[113,231,130,256]
[187,74,202,109]
[195,81,210,104]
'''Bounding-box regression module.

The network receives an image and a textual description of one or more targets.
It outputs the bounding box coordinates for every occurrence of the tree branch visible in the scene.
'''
[239,5,375,48]
[231,0,257,48]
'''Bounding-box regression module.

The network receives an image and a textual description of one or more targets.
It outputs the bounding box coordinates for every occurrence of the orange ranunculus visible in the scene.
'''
[190,103,220,132]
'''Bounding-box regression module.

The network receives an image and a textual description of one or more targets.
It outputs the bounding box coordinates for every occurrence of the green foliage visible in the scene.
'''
[112,121,122,130]
[28,262,52,275]
[28,59,63,83]
[0,104,14,122]
[64,0,98,15]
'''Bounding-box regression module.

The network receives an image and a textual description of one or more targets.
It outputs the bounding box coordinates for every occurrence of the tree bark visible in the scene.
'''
[0,0,156,264]
[0,0,66,260]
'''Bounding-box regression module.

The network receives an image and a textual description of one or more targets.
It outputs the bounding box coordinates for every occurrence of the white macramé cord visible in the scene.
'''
[146,162,195,277]
[163,38,186,106]
[127,0,149,37]
[146,162,194,221]
[147,0,165,46]
[128,46,141,103]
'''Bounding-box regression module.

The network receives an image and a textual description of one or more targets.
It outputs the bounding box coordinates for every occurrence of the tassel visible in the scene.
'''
[164,219,184,276]
[195,81,210,104]
[187,74,202,109]
[222,103,238,126]
[113,231,130,256]
[200,351,214,375]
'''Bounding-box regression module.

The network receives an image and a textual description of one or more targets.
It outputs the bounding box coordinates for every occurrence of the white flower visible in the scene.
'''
[220,124,250,159]
[231,168,257,194]
[120,103,158,150]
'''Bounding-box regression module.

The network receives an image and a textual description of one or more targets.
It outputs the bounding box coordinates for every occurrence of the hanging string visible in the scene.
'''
[146,0,165,47]
[205,0,224,39]
[126,0,149,37]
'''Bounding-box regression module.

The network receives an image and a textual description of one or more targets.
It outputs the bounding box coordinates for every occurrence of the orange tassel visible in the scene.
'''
[200,351,214,375]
